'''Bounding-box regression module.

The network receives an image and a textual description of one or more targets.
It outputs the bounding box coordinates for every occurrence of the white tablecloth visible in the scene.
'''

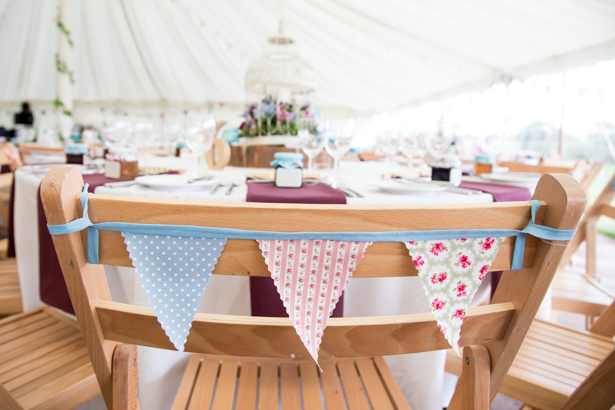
[14,159,496,410]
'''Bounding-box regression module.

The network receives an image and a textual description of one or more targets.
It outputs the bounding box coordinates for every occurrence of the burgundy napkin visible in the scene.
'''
[248,181,347,318]
[458,181,532,299]
[459,181,531,202]
[246,182,347,204]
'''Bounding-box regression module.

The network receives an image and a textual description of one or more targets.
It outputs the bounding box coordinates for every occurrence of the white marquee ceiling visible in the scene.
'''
[0,0,614,113]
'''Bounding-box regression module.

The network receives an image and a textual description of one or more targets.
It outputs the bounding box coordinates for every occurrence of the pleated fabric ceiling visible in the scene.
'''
[0,0,614,112]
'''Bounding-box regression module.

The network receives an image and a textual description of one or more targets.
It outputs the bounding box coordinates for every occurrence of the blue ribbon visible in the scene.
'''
[48,187,576,270]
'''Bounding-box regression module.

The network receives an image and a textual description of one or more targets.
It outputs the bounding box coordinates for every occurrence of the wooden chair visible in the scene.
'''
[0,306,101,409]
[0,259,22,317]
[446,298,615,410]
[550,172,615,326]
[40,168,584,409]
[17,143,64,165]
[0,142,23,231]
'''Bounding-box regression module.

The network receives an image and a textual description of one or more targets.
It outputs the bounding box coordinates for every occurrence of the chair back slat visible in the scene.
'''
[95,233,538,276]
[96,300,516,358]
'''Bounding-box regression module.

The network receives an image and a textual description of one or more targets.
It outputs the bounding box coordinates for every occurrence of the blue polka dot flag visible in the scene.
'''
[121,233,226,352]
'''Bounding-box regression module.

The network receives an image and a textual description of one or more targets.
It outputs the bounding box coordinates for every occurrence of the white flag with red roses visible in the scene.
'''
[406,237,504,354]
[258,239,371,367]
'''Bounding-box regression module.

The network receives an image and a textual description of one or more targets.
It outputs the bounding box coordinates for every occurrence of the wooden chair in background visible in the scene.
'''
[446,297,615,410]
[551,172,615,326]
[0,306,100,409]
[41,168,584,409]
[16,143,64,165]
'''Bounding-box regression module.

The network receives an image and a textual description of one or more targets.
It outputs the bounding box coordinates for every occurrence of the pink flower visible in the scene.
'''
[333,285,339,290]
[276,246,282,251]
[275,261,280,267]
[298,278,304,283]
[479,265,488,281]
[340,244,346,248]
[350,254,356,259]
[408,241,415,245]
[306,325,311,330]
[481,238,495,251]
[431,298,445,310]
[335,272,341,277]
[288,253,294,258]
[453,309,466,320]
[430,242,446,256]
[301,249,307,254]
[413,256,424,267]
[457,283,467,297]
[457,255,471,268]
[431,274,439,284]
[290,239,295,244]
[322,279,328,284]
[337,258,343,263]
[326,251,332,257]
[460,238,467,242]
[437,272,447,283]
[315,241,321,245]
[263,251,269,256]
[309,284,315,289]
[313,256,319,261]
[296,292,302,297]
[308,297,313,302]
[299,263,305,269]
[438,324,447,336]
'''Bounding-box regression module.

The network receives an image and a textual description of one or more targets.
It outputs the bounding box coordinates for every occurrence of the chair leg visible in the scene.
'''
[448,345,491,410]
[112,344,139,410]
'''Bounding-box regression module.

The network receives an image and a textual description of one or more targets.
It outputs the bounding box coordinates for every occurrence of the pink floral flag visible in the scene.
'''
[258,239,372,366]
[406,237,505,354]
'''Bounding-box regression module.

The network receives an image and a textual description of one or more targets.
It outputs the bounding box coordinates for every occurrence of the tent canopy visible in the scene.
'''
[1,0,614,113]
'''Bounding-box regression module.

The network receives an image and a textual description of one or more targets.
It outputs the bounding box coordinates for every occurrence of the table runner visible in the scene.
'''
[459,180,532,299]
[247,182,347,318]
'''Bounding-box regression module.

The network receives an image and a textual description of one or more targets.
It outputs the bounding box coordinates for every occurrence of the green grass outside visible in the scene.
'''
[587,163,615,238]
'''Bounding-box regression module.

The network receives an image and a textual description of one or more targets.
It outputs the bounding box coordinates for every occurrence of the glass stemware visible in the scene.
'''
[185,115,216,177]
[382,130,400,167]
[399,129,420,170]
[298,118,323,170]
[324,118,354,172]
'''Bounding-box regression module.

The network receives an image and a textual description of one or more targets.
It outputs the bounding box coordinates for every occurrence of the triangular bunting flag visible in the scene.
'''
[258,239,371,366]
[406,237,504,354]
[122,233,226,352]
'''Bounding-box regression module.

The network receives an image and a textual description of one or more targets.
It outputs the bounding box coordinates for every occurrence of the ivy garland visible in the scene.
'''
[54,10,74,117]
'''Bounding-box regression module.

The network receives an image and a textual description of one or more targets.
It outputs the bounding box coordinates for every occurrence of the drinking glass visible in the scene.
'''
[324,118,354,171]
[185,115,216,177]
[426,123,454,156]
[382,130,400,166]
[297,118,323,170]
[399,129,420,170]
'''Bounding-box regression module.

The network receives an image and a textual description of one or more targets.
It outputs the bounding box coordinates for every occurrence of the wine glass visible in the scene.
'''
[382,129,400,167]
[185,115,216,177]
[426,123,454,157]
[297,118,323,170]
[399,128,420,170]
[324,118,354,170]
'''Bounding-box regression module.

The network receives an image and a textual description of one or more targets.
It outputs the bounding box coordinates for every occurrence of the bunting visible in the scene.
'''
[406,237,504,353]
[258,239,371,366]
[122,233,226,352]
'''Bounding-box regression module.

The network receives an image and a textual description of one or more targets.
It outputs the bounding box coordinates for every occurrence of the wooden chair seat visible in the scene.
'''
[0,258,22,316]
[446,320,615,410]
[0,306,100,409]
[552,270,614,317]
[172,354,410,410]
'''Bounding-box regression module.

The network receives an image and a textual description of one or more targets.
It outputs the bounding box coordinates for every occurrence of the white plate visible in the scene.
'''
[135,175,216,191]
[370,180,449,194]
[480,172,541,184]
[30,164,88,176]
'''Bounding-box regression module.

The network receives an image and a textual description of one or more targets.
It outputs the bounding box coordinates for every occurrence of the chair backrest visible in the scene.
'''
[41,167,585,408]
[500,161,576,175]
[0,142,23,171]
[560,170,615,272]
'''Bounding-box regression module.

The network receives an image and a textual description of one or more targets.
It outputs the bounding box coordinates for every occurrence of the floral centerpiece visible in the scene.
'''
[239,98,319,138]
